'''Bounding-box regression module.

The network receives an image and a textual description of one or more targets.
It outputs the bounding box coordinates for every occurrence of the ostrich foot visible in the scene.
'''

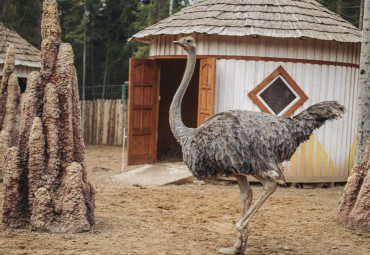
[219,228,248,254]
[219,247,243,255]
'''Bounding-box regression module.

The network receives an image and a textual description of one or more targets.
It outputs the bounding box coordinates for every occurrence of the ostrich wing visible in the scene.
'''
[183,110,296,178]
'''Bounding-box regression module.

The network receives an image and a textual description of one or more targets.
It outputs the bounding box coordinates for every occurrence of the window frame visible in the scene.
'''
[248,65,308,117]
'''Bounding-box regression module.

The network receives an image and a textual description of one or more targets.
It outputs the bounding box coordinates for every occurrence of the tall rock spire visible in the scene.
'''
[2,0,95,233]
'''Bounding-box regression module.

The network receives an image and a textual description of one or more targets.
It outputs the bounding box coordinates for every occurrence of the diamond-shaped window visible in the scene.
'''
[248,66,308,117]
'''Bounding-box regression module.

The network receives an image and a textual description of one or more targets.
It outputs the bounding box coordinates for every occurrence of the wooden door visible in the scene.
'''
[127,58,159,165]
[197,58,216,126]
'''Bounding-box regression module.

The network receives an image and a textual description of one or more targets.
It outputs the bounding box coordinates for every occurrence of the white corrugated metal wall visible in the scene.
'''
[0,64,39,78]
[215,59,358,182]
[150,35,360,182]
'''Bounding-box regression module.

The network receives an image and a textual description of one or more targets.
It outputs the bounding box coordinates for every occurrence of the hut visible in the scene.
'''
[0,22,40,91]
[128,0,361,183]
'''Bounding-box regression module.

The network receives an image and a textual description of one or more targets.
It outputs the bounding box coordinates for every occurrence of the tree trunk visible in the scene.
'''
[360,0,365,30]
[82,0,87,131]
[1,0,95,233]
[337,0,370,232]
[336,0,343,16]
[337,137,370,232]
[355,0,370,164]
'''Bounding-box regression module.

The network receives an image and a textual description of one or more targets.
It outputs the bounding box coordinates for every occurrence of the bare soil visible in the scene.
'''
[0,145,369,255]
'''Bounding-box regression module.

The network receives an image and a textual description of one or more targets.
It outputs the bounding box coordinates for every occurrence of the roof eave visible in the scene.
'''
[130,32,362,44]
[0,59,41,68]
[128,36,151,45]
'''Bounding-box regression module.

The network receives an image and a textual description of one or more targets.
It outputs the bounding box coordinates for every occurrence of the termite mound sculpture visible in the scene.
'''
[0,44,21,181]
[1,0,95,232]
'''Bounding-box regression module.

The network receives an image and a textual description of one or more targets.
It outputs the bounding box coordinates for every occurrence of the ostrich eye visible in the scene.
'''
[186,39,191,43]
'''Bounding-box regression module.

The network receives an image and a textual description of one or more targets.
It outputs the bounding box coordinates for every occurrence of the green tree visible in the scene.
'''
[2,0,190,95]
[132,0,190,58]
[318,0,362,28]
[0,0,42,48]
[57,0,85,85]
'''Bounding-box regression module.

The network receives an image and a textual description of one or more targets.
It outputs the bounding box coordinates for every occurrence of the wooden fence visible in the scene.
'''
[81,99,127,146]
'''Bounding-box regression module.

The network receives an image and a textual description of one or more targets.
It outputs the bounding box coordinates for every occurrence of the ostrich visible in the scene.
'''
[170,37,345,254]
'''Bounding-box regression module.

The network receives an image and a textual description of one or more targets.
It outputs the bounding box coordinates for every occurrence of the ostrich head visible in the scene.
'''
[173,36,196,53]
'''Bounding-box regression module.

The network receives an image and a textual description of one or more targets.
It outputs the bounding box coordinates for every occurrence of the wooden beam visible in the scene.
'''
[150,55,359,68]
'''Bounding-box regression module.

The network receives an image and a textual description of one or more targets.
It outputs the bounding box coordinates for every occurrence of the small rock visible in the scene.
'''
[281,245,289,250]
[193,180,205,185]
[133,183,146,189]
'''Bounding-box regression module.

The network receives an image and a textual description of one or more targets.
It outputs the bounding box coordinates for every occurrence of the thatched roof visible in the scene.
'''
[131,0,361,44]
[0,22,40,68]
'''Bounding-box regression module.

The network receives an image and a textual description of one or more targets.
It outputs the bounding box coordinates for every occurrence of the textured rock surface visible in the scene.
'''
[0,131,10,181]
[337,137,370,232]
[1,0,95,232]
[2,147,27,228]
[0,44,21,180]
[0,44,16,130]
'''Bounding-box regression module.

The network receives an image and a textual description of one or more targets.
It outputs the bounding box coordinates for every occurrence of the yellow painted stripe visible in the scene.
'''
[307,135,315,177]
[315,140,322,177]
[322,150,328,177]
[329,160,335,176]
[345,156,350,176]
[290,152,297,177]
[287,134,356,179]
[300,142,307,177]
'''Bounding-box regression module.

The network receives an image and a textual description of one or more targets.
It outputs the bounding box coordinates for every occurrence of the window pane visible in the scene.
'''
[259,77,296,114]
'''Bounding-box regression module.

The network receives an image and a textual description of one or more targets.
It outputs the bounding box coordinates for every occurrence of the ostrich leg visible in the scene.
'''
[219,175,253,254]
[236,175,253,216]
[219,176,277,254]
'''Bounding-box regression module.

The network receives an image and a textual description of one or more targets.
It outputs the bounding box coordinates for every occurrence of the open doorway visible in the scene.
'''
[157,59,200,161]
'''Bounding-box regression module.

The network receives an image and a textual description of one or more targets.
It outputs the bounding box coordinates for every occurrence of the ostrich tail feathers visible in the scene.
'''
[290,101,345,144]
[293,101,345,128]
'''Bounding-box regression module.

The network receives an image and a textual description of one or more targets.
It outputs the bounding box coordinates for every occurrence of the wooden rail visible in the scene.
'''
[81,99,127,146]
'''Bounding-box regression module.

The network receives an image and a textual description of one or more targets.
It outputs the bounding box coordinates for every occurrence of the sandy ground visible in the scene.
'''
[0,145,369,255]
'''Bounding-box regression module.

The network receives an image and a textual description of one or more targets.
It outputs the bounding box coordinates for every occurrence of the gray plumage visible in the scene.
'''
[170,36,344,254]
[181,102,345,179]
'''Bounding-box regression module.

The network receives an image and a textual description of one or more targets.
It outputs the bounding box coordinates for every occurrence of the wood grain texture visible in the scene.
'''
[150,55,359,68]
[127,58,159,165]
[197,58,216,126]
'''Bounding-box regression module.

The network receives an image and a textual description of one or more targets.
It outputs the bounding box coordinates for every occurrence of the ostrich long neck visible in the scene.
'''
[169,48,196,145]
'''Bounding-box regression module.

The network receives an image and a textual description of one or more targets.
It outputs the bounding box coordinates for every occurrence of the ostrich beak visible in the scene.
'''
[173,41,180,45]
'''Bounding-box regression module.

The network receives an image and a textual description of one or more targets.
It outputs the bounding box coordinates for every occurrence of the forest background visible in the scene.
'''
[0,0,364,91]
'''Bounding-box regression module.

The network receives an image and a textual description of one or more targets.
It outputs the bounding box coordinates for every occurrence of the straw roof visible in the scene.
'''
[0,22,40,68]
[131,0,362,44]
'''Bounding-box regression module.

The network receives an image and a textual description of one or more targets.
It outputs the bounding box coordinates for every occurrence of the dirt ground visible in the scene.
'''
[0,145,369,255]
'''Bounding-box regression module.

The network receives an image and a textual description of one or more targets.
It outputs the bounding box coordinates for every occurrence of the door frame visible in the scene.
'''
[127,56,216,165]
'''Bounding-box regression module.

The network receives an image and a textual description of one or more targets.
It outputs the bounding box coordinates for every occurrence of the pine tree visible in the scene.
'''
[0,0,42,48]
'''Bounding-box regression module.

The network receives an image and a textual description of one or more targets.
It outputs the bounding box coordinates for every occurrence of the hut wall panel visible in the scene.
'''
[150,35,360,65]
[214,59,358,182]
[15,65,40,78]
[149,35,360,64]
[0,65,39,78]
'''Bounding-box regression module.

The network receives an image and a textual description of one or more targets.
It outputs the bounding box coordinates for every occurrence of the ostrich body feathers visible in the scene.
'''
[180,101,345,179]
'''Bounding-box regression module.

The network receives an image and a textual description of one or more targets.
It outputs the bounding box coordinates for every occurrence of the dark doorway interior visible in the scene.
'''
[0,76,27,93]
[18,78,27,93]
[157,59,200,161]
